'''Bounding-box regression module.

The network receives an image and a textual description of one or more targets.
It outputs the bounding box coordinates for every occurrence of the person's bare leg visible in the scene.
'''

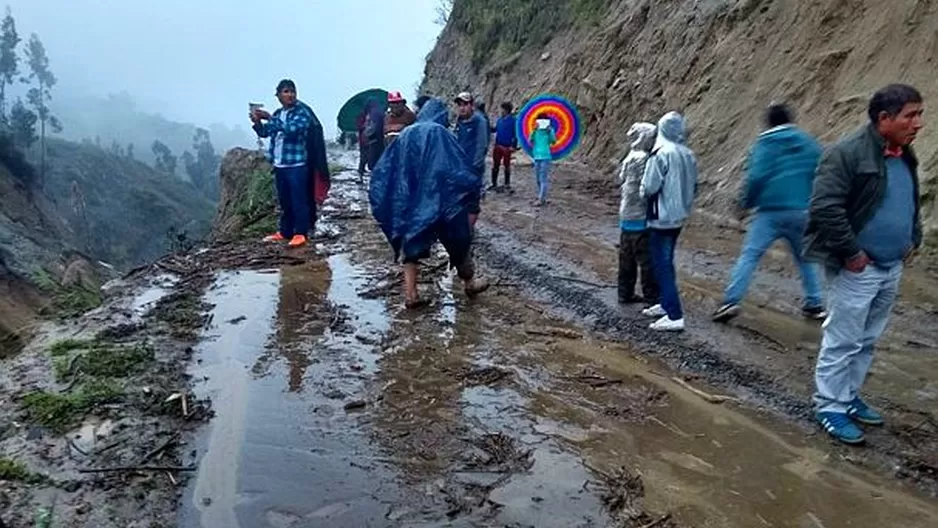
[403,263,425,308]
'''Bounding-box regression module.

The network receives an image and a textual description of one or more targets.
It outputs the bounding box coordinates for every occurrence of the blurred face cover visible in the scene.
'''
[456,100,473,118]
[879,102,924,147]
[278,87,297,107]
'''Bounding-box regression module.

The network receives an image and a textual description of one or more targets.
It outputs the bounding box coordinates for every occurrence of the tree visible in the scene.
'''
[23,32,58,183]
[0,7,20,121]
[184,128,220,197]
[434,0,454,26]
[126,142,134,160]
[109,139,123,157]
[9,97,36,149]
[151,139,177,175]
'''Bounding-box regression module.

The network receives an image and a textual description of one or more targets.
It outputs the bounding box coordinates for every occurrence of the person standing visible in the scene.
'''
[528,113,557,206]
[806,84,924,445]
[713,104,826,323]
[640,111,698,331]
[251,79,314,248]
[364,98,385,171]
[356,109,368,177]
[617,122,659,305]
[453,92,490,226]
[491,102,518,193]
[384,91,417,146]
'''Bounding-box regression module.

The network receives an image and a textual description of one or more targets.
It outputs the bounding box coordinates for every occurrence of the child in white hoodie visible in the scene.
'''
[616,122,659,305]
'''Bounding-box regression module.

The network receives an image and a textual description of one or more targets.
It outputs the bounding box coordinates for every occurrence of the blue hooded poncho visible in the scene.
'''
[369,98,479,261]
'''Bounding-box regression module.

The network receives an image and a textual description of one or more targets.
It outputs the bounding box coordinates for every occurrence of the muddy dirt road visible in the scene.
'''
[4,153,937,528]
[175,161,937,527]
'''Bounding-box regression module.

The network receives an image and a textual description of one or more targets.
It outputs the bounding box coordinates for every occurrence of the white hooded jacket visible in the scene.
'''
[640,112,698,229]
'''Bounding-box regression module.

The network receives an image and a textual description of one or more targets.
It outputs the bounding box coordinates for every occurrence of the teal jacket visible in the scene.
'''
[529,127,556,161]
[742,125,823,211]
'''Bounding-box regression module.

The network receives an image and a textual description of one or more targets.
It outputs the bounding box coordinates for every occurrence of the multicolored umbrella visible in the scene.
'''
[516,93,582,160]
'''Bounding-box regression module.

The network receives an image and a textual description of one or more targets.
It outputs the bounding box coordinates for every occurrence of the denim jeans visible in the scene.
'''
[724,210,822,308]
[649,228,683,320]
[534,160,551,202]
[814,263,902,413]
[274,165,311,237]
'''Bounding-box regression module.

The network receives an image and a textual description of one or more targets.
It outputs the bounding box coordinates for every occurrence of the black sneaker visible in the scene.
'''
[712,303,741,323]
[505,185,514,194]
[618,295,645,305]
[802,306,828,320]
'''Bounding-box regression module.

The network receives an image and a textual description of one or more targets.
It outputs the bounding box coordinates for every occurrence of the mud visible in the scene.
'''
[5,155,938,527]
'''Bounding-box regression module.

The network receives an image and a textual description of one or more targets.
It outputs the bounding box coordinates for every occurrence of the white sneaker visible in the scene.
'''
[650,315,685,332]
[642,304,666,317]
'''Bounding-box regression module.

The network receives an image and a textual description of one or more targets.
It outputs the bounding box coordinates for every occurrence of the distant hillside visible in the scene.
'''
[50,92,252,177]
[39,138,216,269]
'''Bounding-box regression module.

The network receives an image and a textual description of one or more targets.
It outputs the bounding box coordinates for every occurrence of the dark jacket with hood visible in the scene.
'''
[454,109,491,176]
[804,123,922,268]
[368,98,479,261]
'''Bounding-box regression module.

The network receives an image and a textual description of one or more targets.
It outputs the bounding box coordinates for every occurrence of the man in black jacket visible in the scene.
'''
[805,84,924,445]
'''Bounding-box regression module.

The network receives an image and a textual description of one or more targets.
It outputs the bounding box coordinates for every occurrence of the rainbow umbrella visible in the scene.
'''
[516,93,582,160]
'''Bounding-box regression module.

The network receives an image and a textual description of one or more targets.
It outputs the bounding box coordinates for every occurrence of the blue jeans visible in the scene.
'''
[649,228,683,320]
[724,210,822,308]
[814,263,902,413]
[274,165,311,237]
[534,160,551,202]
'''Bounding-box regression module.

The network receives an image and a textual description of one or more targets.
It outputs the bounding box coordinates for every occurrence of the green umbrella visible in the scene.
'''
[336,88,389,133]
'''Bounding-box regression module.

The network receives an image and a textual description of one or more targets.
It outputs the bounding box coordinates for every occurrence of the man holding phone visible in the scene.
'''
[251,79,316,248]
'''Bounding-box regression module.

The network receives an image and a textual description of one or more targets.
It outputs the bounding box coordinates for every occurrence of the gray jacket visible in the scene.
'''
[641,112,698,229]
[617,122,657,222]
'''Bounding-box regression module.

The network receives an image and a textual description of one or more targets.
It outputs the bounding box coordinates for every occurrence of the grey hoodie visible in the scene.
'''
[618,122,657,223]
[641,112,698,229]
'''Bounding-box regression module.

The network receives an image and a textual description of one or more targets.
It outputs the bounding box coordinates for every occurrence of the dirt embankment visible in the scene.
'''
[424,0,938,235]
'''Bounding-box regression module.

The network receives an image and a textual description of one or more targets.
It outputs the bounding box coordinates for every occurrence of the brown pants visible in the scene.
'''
[618,230,658,302]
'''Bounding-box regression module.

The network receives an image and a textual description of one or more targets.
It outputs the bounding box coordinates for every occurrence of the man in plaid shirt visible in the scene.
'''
[251,79,314,247]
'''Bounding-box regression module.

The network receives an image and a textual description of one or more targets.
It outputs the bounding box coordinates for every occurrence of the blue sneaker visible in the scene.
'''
[847,398,885,426]
[817,412,865,445]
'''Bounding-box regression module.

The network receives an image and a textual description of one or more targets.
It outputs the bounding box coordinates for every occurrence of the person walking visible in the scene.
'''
[364,98,385,172]
[384,91,417,146]
[617,122,659,305]
[713,104,826,323]
[528,113,557,206]
[640,112,698,331]
[369,98,491,308]
[490,102,518,193]
[453,92,490,226]
[251,79,316,248]
[806,84,924,445]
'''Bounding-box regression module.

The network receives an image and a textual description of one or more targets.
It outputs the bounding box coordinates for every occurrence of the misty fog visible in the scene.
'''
[6,0,443,140]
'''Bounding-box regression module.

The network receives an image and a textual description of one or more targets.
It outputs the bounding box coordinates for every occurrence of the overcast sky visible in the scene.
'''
[6,0,443,137]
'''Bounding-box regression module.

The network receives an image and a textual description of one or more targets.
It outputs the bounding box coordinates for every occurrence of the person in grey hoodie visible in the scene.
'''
[617,122,659,304]
[640,112,698,331]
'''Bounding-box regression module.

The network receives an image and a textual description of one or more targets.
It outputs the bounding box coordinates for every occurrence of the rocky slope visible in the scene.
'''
[423,0,938,234]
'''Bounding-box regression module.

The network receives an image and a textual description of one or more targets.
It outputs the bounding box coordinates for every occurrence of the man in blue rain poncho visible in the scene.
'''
[369,98,491,309]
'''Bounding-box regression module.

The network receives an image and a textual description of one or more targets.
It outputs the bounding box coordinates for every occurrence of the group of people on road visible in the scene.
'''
[612,84,924,446]
[251,77,926,448]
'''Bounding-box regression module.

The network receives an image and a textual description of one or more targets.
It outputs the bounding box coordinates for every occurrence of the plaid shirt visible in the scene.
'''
[253,103,313,167]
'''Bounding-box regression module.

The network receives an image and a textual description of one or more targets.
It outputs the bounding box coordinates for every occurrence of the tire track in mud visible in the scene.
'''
[473,225,938,495]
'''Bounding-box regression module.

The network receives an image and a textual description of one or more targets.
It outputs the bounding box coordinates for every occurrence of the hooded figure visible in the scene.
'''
[369,98,489,308]
[616,122,659,304]
[640,111,698,332]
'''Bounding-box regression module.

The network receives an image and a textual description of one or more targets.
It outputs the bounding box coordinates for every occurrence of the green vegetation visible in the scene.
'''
[0,457,43,484]
[48,339,152,381]
[32,268,101,319]
[236,168,278,237]
[22,380,122,432]
[449,0,612,70]
[48,338,93,357]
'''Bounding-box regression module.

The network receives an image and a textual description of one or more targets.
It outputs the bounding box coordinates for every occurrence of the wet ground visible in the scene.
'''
[173,159,938,527]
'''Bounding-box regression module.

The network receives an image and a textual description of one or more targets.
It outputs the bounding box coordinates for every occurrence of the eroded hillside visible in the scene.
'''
[423,0,938,234]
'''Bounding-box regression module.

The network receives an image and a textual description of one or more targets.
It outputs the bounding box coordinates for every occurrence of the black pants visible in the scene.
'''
[366,141,384,171]
[357,142,367,174]
[618,230,657,302]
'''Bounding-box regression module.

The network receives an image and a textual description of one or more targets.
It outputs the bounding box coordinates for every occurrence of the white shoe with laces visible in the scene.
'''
[641,304,666,318]
[650,315,685,332]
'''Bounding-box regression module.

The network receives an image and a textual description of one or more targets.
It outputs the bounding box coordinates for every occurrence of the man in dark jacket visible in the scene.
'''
[713,104,825,323]
[805,84,924,445]
[453,92,490,226]
[490,101,518,192]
